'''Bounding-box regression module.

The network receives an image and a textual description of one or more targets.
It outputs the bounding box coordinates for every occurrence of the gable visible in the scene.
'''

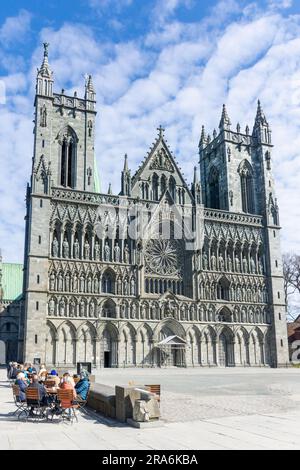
[131,133,193,203]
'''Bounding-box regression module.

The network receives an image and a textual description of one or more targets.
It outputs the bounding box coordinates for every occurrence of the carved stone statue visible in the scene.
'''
[227,255,232,272]
[59,299,65,316]
[84,240,90,259]
[87,277,92,293]
[80,275,85,293]
[130,277,135,296]
[48,299,55,315]
[258,259,264,275]
[89,302,95,318]
[218,254,224,271]
[73,274,78,293]
[114,243,120,263]
[242,257,248,273]
[58,273,63,291]
[202,252,208,270]
[52,237,59,257]
[94,277,98,293]
[117,277,122,295]
[73,239,80,259]
[62,238,69,258]
[104,242,110,262]
[250,257,256,274]
[65,273,70,292]
[131,303,136,318]
[235,256,240,272]
[50,272,55,290]
[123,278,129,295]
[94,240,100,260]
[79,300,85,317]
[124,243,129,263]
[69,301,75,317]
[211,253,216,270]
[40,105,47,127]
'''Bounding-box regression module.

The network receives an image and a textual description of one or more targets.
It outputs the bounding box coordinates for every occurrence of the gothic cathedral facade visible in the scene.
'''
[21,45,288,368]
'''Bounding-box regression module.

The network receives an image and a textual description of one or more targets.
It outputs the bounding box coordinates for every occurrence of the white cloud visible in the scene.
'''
[1,0,300,266]
[0,9,32,46]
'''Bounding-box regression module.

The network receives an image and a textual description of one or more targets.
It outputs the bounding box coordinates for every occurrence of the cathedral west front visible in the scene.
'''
[21,44,288,368]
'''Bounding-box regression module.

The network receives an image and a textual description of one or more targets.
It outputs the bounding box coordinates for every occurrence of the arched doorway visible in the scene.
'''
[218,329,234,367]
[0,340,6,364]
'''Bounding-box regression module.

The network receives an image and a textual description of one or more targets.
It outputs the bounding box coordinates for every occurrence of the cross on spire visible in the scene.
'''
[43,42,49,57]
[157,125,165,138]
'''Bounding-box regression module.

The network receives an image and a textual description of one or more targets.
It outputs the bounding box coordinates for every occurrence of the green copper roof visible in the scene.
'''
[1,263,23,301]
[93,155,101,193]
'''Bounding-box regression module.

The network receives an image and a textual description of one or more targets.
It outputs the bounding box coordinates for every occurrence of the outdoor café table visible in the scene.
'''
[46,387,58,394]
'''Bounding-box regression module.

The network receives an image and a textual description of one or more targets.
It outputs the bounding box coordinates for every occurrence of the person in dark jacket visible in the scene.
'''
[28,375,48,405]
[15,373,28,402]
[75,371,90,401]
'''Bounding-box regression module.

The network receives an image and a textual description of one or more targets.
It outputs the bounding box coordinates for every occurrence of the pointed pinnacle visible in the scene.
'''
[108,183,112,195]
[219,103,231,130]
[123,153,128,172]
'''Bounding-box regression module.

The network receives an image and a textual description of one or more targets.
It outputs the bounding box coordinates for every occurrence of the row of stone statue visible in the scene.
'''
[49,271,136,296]
[201,251,264,274]
[47,297,268,324]
[199,283,268,303]
[52,236,131,263]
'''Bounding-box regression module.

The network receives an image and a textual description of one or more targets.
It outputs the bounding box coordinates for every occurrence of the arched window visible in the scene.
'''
[208,167,220,209]
[59,127,77,188]
[239,160,254,214]
[102,299,116,318]
[152,173,159,201]
[217,277,230,301]
[169,176,176,201]
[102,270,115,294]
[161,174,167,194]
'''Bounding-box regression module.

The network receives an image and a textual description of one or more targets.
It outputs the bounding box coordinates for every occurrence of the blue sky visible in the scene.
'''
[1,0,300,282]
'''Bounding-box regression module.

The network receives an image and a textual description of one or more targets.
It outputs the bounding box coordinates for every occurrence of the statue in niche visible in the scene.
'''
[258,259,264,275]
[123,278,129,295]
[40,105,47,127]
[69,301,75,317]
[218,254,224,271]
[94,277,98,293]
[117,277,122,295]
[62,238,69,258]
[49,272,55,290]
[73,239,80,258]
[58,273,63,292]
[94,240,100,260]
[211,253,216,270]
[124,243,129,263]
[202,252,208,270]
[120,303,125,318]
[227,255,232,272]
[65,272,70,292]
[84,240,90,259]
[79,299,85,317]
[130,277,135,296]
[59,299,65,316]
[104,242,110,262]
[190,304,195,321]
[89,302,95,318]
[131,303,136,318]
[73,274,78,293]
[52,237,59,257]
[235,255,240,272]
[114,243,120,262]
[242,257,248,273]
[87,277,92,293]
[48,299,55,315]
[250,257,256,274]
[136,243,143,265]
[80,274,85,293]
[236,286,242,301]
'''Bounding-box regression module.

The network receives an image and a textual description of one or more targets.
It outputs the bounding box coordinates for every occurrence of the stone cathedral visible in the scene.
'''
[21,44,288,369]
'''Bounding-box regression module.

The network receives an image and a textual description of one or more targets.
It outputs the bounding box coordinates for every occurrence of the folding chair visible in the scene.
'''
[74,384,90,413]
[18,388,47,422]
[11,384,27,416]
[57,389,79,424]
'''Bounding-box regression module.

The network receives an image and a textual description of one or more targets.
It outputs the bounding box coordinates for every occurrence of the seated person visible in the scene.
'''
[28,374,48,405]
[74,371,90,401]
[15,372,28,402]
[49,369,60,387]
[10,362,20,379]
[60,375,77,398]
[61,372,75,387]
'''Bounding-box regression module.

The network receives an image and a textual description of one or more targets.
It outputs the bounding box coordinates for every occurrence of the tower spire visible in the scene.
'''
[219,104,231,131]
[85,74,96,104]
[252,99,271,144]
[36,42,53,96]
[198,125,207,148]
[121,153,131,196]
